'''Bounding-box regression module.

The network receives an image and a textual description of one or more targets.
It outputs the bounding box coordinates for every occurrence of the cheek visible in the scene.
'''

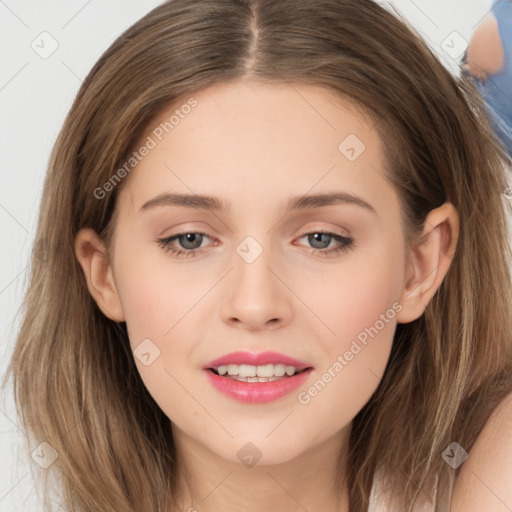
[293,247,403,415]
[333,264,400,353]
[111,240,211,415]
[296,243,403,348]
[113,239,204,344]
[112,248,202,418]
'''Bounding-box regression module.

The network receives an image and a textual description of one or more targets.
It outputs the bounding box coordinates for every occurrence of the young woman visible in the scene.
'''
[5,0,512,511]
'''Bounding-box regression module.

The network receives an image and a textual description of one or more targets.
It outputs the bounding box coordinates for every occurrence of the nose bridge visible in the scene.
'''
[233,234,276,298]
[220,233,292,328]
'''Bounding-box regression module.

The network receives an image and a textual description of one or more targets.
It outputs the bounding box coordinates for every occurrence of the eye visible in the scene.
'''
[296,230,354,256]
[156,231,214,258]
[156,229,354,258]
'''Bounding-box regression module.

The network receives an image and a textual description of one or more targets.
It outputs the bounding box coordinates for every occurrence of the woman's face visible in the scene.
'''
[103,80,410,465]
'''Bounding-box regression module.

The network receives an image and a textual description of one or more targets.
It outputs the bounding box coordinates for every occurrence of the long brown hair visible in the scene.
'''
[5,1,512,510]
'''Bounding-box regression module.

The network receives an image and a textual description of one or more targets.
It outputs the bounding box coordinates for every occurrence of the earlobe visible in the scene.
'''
[396,202,459,324]
[74,228,125,322]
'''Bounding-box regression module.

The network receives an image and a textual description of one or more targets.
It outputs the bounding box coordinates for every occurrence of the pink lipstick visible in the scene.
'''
[202,351,314,404]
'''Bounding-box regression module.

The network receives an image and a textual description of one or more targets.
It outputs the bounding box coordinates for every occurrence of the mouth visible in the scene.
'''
[202,351,314,402]
[204,365,314,403]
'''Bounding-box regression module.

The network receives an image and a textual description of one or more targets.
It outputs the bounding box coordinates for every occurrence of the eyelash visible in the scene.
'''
[156,229,354,258]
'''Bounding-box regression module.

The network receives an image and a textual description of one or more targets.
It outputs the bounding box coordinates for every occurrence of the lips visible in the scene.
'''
[204,367,313,403]
[203,350,313,371]
[202,351,314,403]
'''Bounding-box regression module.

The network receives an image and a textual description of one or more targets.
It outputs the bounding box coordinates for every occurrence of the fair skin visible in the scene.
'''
[75,80,461,511]
[465,13,505,80]
[449,393,512,512]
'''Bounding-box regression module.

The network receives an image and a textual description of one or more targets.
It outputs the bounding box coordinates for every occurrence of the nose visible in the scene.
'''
[219,239,294,331]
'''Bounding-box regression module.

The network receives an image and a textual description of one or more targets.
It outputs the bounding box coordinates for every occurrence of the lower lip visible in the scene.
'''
[203,368,313,403]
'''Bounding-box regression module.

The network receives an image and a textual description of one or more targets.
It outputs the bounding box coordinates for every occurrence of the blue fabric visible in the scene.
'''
[472,0,512,154]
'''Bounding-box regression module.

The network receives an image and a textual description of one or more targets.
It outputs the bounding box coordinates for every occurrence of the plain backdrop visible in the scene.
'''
[0,0,496,510]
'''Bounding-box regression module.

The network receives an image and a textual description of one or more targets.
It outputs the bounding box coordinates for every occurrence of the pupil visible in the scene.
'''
[181,233,202,249]
[309,233,330,249]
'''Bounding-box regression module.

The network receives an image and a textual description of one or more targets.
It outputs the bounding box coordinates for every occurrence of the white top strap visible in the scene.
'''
[368,468,446,512]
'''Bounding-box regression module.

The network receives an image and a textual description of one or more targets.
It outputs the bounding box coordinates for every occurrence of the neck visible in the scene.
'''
[170,424,351,512]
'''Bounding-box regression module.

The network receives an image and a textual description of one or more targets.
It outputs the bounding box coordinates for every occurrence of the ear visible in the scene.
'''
[396,202,459,324]
[74,228,125,322]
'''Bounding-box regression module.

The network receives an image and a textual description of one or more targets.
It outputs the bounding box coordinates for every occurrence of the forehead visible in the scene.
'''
[118,80,395,219]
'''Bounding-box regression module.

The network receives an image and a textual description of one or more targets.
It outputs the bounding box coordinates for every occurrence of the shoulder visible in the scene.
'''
[449,389,512,511]
[465,13,505,79]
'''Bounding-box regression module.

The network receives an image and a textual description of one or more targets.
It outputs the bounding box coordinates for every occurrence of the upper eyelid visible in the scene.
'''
[162,220,351,238]
[160,227,350,245]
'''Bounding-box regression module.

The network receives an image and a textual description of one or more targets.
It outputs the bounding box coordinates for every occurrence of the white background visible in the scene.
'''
[0,0,496,510]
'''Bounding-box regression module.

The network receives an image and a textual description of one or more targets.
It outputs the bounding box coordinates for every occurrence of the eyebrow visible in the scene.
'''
[139,192,377,216]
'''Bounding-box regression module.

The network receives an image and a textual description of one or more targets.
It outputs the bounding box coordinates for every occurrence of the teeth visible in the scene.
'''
[226,364,239,376]
[229,375,282,382]
[216,364,299,377]
[273,364,286,376]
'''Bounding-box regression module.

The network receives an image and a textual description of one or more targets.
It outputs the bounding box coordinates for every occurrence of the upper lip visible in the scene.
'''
[203,351,313,371]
